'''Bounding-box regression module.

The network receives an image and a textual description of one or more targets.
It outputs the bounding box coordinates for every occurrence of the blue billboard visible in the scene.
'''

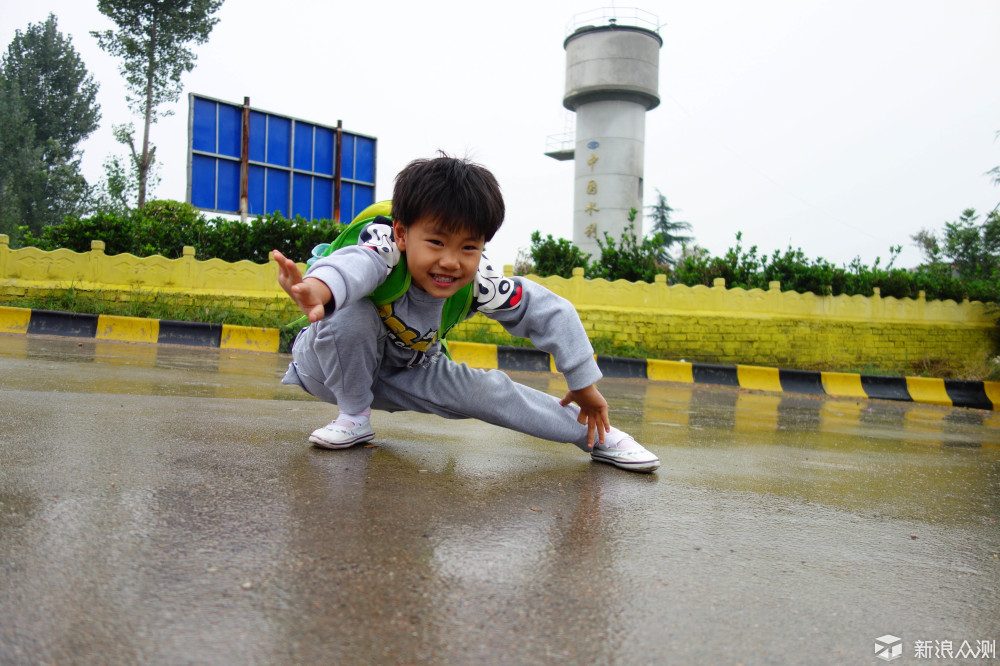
[187,93,377,222]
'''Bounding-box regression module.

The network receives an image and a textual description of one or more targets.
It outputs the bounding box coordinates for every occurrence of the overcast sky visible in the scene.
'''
[4,0,999,269]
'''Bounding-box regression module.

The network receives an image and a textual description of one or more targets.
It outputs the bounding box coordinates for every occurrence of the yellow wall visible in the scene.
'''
[0,237,299,320]
[2,236,996,368]
[448,270,999,369]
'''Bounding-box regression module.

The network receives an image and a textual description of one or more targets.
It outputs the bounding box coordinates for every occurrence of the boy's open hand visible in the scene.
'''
[560,384,611,448]
[272,249,333,323]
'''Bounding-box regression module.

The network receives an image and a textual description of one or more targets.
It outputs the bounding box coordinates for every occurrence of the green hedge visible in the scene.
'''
[17,200,343,264]
[523,228,999,304]
[16,201,1000,305]
[671,234,999,303]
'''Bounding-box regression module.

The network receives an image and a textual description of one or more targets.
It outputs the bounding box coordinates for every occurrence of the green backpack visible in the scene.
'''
[295,201,476,347]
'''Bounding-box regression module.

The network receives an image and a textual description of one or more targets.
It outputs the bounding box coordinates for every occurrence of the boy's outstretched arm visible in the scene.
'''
[559,384,611,448]
[272,249,333,323]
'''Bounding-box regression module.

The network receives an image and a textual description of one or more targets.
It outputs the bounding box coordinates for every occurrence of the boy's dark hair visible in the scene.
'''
[392,155,505,242]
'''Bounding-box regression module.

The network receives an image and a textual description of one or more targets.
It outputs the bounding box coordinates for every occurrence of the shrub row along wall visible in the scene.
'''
[2,236,996,369]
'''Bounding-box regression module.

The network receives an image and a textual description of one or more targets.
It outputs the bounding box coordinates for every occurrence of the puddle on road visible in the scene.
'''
[3,333,998,529]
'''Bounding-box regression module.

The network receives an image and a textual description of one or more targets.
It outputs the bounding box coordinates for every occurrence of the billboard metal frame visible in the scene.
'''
[186,93,377,222]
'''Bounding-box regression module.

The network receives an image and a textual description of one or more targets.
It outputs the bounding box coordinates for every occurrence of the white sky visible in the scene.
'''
[4,0,999,269]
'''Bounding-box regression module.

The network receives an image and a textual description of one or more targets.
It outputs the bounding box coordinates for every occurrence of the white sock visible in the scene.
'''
[335,407,371,426]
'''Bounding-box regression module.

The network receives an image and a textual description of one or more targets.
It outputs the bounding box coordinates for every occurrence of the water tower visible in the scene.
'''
[546,9,662,258]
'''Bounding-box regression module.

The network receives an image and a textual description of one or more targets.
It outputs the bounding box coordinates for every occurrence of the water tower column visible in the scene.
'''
[561,17,662,259]
[573,99,648,257]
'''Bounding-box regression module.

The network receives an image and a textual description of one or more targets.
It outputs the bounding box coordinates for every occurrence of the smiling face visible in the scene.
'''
[393,217,485,298]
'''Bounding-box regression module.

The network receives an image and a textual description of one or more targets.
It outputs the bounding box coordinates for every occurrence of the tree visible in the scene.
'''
[911,135,1000,289]
[982,128,1000,240]
[90,124,163,215]
[91,0,224,207]
[91,153,138,215]
[912,208,1000,281]
[0,13,100,233]
[2,14,101,165]
[0,89,45,239]
[646,189,693,266]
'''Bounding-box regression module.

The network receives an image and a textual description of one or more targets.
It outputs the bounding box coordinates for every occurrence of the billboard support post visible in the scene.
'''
[334,119,343,223]
[240,96,250,224]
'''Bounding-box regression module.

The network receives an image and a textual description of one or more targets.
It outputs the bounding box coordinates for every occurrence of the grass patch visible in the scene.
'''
[797,362,904,377]
[3,287,290,326]
[1,287,302,351]
[447,327,531,349]
[589,337,660,360]
[5,289,997,380]
[445,324,661,360]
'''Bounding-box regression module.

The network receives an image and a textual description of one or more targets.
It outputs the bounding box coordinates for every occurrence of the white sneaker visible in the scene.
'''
[591,428,660,472]
[309,418,375,449]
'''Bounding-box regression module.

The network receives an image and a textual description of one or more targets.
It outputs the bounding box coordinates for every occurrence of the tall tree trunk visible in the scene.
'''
[138,17,158,208]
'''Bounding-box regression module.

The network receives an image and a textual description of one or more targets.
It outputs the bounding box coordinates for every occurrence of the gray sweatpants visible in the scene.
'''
[282,299,593,451]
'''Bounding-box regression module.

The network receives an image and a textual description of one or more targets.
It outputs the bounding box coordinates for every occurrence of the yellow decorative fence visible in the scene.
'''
[1,235,996,369]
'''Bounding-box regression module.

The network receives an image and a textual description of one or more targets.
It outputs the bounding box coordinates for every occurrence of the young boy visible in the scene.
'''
[273,155,660,472]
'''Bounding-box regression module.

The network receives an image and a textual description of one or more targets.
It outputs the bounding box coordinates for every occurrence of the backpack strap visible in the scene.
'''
[440,281,475,339]
[307,200,394,264]
[292,199,477,351]
[306,201,409,304]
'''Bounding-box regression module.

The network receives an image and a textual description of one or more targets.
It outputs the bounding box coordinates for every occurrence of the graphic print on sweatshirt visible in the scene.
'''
[375,301,438,367]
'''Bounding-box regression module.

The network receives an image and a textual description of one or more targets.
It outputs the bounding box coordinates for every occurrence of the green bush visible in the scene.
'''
[524,230,590,278]
[130,200,211,257]
[17,200,344,264]
[18,210,142,255]
[524,213,665,283]
[589,220,665,283]
[671,233,1000,304]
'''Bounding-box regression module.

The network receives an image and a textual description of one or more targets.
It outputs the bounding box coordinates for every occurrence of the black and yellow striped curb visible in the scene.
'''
[3,306,997,411]
[446,341,1000,412]
[0,306,278,353]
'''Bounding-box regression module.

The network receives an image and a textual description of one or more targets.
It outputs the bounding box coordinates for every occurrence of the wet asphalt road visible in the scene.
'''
[1,334,998,665]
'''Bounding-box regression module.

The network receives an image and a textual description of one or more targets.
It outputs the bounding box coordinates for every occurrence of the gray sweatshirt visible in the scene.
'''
[304,218,602,390]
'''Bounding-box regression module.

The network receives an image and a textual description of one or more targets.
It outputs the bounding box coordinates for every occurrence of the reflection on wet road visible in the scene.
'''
[1,335,997,664]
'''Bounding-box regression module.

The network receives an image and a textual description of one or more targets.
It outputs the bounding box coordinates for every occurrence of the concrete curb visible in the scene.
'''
[2,306,996,411]
[0,306,279,353]
[445,341,1000,412]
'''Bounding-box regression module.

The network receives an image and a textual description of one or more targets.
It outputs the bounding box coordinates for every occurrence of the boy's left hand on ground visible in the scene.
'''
[560,385,610,448]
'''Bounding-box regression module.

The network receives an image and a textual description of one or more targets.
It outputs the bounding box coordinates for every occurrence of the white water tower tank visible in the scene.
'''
[548,9,662,259]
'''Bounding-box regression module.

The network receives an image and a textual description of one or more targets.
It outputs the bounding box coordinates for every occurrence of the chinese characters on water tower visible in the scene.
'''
[585,142,600,239]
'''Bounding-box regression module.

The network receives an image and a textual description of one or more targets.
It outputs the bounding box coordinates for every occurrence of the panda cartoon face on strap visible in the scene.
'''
[473,254,523,314]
